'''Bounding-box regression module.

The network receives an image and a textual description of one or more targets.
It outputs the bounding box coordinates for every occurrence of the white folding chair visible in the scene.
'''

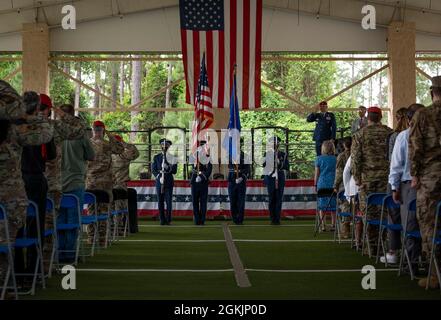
[0,204,18,300]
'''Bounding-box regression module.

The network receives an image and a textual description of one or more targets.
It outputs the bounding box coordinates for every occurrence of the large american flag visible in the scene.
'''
[191,53,213,153]
[179,0,262,109]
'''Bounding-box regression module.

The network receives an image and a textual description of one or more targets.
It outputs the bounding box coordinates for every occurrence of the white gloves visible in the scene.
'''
[160,177,164,184]
[196,176,202,183]
[271,171,278,178]
[162,163,169,170]
[235,177,243,184]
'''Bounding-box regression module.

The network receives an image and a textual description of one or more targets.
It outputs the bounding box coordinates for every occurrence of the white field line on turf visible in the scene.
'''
[138,224,314,227]
[116,239,348,243]
[70,268,234,272]
[234,239,351,243]
[56,268,398,273]
[222,223,252,288]
[138,224,313,228]
[246,268,399,273]
[118,239,225,243]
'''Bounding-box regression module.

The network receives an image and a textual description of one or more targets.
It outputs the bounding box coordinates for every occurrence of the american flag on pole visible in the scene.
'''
[191,53,214,153]
[179,0,262,109]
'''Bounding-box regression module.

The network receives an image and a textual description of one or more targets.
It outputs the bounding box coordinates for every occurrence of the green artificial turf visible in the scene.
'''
[23,219,441,300]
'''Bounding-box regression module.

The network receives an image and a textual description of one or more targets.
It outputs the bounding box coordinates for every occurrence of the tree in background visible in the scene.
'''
[3,53,439,179]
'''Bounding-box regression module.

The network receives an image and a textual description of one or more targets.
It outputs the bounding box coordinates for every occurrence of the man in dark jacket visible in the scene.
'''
[306,101,337,156]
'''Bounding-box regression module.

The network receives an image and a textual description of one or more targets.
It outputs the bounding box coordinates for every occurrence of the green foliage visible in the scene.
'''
[0,60,22,92]
[3,53,440,180]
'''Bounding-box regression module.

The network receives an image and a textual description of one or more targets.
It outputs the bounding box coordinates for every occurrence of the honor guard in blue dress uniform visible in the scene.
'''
[306,101,337,156]
[190,140,212,225]
[228,149,251,225]
[151,138,177,225]
[263,136,289,225]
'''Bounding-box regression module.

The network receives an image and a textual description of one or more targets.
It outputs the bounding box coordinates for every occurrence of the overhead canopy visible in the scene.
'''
[0,0,441,52]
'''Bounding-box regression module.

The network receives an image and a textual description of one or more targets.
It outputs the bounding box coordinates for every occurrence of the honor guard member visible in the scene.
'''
[190,140,212,225]
[263,136,289,225]
[228,144,251,225]
[307,101,337,156]
[151,138,177,225]
[409,76,441,289]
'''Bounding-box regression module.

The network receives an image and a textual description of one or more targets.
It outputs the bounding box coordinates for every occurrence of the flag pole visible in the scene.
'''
[232,64,239,180]
[197,52,206,175]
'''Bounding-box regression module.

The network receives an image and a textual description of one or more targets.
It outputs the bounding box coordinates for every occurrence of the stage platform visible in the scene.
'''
[127,179,316,218]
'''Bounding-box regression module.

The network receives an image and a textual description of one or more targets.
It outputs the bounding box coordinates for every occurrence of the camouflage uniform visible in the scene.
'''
[86,134,124,242]
[409,100,441,263]
[334,149,351,230]
[112,142,139,229]
[352,123,393,250]
[0,80,25,121]
[334,149,350,192]
[0,82,54,286]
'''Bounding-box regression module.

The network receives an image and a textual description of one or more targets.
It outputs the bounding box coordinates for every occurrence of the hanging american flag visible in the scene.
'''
[179,0,262,109]
[191,53,214,153]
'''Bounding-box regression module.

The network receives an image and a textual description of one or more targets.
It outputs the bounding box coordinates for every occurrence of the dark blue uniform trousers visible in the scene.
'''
[315,141,323,156]
[228,181,246,224]
[191,183,208,225]
[265,176,285,223]
[156,184,173,224]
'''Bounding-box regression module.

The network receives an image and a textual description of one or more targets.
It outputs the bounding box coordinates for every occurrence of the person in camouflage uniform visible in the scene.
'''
[351,106,393,255]
[112,134,139,233]
[334,137,352,238]
[0,81,53,293]
[409,76,441,289]
[86,120,124,245]
[0,80,25,121]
